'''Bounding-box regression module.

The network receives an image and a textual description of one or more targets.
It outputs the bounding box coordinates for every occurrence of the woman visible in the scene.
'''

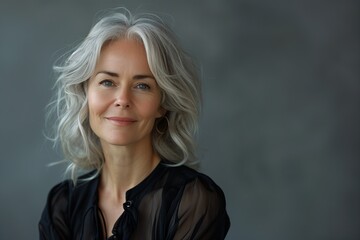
[39,9,230,240]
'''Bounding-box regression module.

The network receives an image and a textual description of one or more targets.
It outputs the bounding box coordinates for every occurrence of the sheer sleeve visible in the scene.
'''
[174,177,230,240]
[38,181,71,240]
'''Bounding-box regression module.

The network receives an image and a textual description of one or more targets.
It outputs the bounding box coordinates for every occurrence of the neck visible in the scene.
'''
[99,141,160,199]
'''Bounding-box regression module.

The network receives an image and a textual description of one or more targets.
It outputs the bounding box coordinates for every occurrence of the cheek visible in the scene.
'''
[88,92,108,117]
[138,98,162,118]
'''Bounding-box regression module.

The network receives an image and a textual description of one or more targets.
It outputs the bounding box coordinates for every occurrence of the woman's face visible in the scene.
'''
[87,38,164,148]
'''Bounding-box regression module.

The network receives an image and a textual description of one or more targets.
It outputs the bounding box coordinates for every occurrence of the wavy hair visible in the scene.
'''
[47,9,201,181]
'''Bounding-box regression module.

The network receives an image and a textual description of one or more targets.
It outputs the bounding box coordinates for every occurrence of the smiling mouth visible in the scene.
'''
[105,117,137,126]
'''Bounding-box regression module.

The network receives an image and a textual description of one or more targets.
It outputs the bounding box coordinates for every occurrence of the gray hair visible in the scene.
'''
[47,9,201,181]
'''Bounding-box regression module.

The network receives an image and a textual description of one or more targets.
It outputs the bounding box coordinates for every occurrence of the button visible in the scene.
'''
[124,200,132,208]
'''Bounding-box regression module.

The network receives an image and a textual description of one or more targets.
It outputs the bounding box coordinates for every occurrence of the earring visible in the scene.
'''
[155,116,169,135]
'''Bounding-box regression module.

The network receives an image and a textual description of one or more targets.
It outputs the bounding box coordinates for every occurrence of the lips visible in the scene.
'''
[105,117,137,126]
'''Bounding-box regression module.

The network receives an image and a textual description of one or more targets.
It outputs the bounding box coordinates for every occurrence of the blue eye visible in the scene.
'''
[99,80,115,87]
[135,83,150,90]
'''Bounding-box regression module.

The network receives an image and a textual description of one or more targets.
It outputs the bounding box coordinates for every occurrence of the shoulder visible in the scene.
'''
[42,171,98,220]
[39,179,73,237]
[45,171,95,205]
[164,163,225,193]
[163,163,227,207]
[46,179,73,213]
[162,163,231,238]
[39,172,99,239]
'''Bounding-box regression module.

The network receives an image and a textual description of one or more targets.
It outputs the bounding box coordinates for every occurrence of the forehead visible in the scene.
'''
[95,38,151,73]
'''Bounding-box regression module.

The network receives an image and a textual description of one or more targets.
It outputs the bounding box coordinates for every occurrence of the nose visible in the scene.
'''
[114,87,131,108]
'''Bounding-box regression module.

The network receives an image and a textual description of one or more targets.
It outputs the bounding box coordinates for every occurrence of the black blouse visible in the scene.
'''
[39,160,230,240]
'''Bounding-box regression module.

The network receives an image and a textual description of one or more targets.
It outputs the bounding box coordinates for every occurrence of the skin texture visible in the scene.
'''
[88,39,164,148]
[87,38,164,237]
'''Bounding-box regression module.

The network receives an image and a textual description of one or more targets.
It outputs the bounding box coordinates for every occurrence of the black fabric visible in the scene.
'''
[39,160,230,240]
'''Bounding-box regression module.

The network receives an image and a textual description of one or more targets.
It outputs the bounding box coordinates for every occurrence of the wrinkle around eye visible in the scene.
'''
[99,79,117,87]
[134,83,151,90]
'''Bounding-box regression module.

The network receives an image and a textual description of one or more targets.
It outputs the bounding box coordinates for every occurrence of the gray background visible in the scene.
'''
[0,0,359,239]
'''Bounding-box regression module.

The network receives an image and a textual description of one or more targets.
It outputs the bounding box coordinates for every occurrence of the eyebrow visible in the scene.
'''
[96,71,119,77]
[96,71,155,80]
[133,74,155,80]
